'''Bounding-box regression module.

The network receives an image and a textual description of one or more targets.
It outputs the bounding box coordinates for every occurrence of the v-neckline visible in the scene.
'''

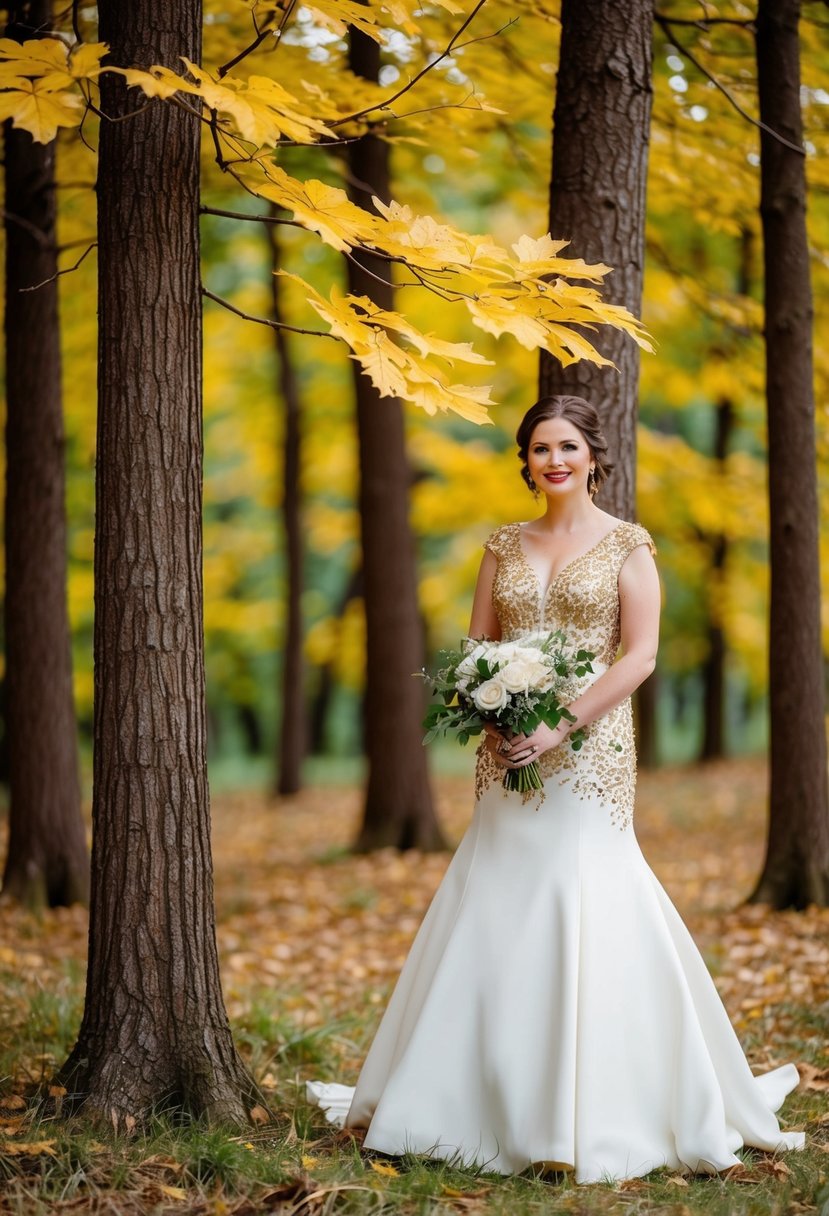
[516,520,625,604]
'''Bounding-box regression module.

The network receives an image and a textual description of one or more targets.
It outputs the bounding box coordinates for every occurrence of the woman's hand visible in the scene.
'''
[487,720,570,768]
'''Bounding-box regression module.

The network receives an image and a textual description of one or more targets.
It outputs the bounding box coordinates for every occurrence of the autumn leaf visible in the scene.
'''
[0,1139,58,1156]
[369,1158,400,1177]
[0,78,82,143]
[157,1184,188,1201]
[251,167,374,252]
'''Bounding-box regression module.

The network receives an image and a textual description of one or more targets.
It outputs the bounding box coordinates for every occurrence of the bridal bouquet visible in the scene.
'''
[420,632,595,795]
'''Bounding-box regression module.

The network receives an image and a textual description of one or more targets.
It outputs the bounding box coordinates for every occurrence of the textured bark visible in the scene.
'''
[539,0,653,522]
[699,397,734,762]
[1,0,88,909]
[346,27,445,852]
[56,0,268,1125]
[749,0,829,907]
[266,214,305,795]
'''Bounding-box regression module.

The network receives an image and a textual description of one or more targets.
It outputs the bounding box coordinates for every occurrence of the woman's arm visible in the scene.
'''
[468,549,501,642]
[499,543,660,767]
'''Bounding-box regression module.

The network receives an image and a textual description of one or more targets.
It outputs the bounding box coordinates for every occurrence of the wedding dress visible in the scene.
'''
[307,521,805,1183]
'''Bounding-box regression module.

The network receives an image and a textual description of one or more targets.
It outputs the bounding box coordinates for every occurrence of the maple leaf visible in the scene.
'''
[0,37,106,91]
[0,78,82,142]
[253,167,374,252]
[302,0,387,42]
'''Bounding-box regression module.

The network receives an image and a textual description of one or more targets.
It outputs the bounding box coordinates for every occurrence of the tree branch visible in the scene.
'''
[202,286,339,339]
[655,14,806,156]
[218,0,298,77]
[330,0,490,127]
[19,241,96,292]
[200,205,306,228]
[653,11,754,28]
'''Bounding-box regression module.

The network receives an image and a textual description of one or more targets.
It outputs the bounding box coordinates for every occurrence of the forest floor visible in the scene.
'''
[0,757,828,1215]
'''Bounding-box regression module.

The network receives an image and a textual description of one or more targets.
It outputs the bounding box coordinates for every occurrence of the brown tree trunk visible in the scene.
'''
[56,0,267,1126]
[699,397,734,762]
[266,212,305,796]
[1,0,88,909]
[539,0,653,523]
[346,27,445,852]
[749,0,829,907]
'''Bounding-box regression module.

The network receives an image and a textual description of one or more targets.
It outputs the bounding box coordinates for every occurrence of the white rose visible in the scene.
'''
[497,660,534,694]
[472,678,509,713]
[513,644,547,666]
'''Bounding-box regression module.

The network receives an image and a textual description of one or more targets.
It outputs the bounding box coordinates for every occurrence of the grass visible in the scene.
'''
[1,763,828,1214]
[0,987,825,1215]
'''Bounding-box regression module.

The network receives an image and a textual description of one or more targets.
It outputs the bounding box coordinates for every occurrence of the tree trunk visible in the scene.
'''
[266,212,305,796]
[346,27,445,852]
[56,0,268,1126]
[1,0,88,909]
[699,397,734,762]
[539,0,653,523]
[749,0,829,908]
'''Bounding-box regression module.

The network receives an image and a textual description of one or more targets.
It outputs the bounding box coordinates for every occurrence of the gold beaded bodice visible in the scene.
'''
[474,520,656,829]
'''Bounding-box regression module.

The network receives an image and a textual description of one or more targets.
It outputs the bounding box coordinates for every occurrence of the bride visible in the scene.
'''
[308,395,805,1183]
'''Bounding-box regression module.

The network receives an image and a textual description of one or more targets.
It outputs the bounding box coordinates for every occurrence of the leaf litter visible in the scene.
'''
[0,756,827,1212]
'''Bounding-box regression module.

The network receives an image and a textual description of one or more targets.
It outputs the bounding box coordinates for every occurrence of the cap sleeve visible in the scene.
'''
[482,523,512,560]
[619,522,656,559]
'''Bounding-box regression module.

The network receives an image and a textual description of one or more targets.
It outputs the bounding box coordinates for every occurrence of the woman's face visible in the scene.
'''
[526,417,594,498]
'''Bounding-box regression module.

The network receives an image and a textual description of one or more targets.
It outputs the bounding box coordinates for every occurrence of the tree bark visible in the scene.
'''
[266,213,305,796]
[346,27,445,852]
[539,0,653,523]
[699,397,734,762]
[749,0,829,907]
[1,0,88,909]
[56,0,268,1125]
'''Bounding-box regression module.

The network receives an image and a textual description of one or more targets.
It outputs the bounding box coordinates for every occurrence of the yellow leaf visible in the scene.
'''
[253,167,373,251]
[303,0,386,41]
[0,79,81,142]
[157,1184,188,1200]
[301,1153,318,1167]
[369,1158,400,1177]
[1,1139,57,1156]
[121,66,184,100]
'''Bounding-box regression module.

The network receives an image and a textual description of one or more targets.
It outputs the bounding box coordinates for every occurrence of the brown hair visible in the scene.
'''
[516,395,614,497]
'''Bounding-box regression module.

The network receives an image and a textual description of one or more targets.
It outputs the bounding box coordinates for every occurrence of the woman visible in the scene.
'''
[308,395,804,1183]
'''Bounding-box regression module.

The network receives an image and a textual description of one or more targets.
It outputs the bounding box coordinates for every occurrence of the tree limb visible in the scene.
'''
[202,286,339,339]
[330,0,490,127]
[655,14,806,155]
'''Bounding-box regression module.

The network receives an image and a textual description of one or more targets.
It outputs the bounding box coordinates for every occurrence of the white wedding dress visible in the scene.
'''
[307,522,805,1183]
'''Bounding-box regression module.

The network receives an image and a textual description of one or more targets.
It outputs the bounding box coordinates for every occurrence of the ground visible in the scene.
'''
[0,757,827,1214]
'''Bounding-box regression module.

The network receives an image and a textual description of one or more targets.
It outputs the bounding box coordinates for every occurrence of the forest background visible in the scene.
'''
[4,0,828,783]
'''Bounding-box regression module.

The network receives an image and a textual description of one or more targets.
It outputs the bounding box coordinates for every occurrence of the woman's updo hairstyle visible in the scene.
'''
[516,395,614,498]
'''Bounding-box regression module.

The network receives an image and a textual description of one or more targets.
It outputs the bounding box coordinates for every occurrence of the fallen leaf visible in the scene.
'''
[667,1174,690,1187]
[249,1104,270,1124]
[157,1184,188,1201]
[0,1139,57,1157]
[369,1159,400,1177]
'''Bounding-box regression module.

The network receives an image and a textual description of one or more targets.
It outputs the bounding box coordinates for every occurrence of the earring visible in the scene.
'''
[588,467,596,495]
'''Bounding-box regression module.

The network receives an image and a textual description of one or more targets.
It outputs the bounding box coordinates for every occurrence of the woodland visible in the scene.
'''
[0,0,828,1213]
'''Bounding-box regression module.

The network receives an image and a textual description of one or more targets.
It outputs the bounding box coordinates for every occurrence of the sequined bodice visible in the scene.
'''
[476,519,656,829]
[486,521,655,665]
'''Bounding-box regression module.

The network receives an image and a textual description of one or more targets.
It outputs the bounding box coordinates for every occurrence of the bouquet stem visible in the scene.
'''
[503,760,543,794]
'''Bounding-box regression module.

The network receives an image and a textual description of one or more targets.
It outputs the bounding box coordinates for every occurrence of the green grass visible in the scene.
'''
[1,983,825,1216]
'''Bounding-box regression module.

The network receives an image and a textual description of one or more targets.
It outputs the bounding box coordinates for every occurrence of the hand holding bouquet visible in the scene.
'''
[420,632,595,795]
